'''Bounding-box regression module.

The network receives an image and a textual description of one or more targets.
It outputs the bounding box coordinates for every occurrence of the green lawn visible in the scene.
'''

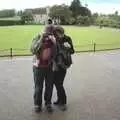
[0,25,120,55]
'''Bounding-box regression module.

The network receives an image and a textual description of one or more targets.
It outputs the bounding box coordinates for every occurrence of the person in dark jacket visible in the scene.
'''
[53,26,74,110]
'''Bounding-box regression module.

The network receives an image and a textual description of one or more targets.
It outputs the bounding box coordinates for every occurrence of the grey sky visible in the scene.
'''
[0,0,120,14]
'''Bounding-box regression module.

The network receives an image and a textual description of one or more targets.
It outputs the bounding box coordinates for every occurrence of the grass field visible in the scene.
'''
[0,25,120,55]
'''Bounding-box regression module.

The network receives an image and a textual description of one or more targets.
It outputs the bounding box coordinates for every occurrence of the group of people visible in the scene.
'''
[31,19,75,113]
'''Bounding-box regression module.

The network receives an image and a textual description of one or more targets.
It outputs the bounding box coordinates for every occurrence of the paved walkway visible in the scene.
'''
[0,51,120,120]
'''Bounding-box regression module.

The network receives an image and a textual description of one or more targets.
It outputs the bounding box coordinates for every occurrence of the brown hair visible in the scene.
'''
[44,24,55,34]
[54,26,64,35]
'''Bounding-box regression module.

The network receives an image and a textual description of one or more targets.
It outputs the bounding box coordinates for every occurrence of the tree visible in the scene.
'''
[69,0,92,22]
[49,4,72,24]
[77,15,83,24]
[115,11,118,16]
[69,17,76,25]
[21,11,34,23]
[77,16,91,26]
[70,0,82,18]
[91,13,99,24]
[79,6,91,17]
[92,13,99,18]
[17,10,23,16]
[83,16,91,25]
[91,11,120,29]
[0,9,16,18]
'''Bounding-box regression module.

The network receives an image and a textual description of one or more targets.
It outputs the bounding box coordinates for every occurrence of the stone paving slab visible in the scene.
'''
[0,51,120,120]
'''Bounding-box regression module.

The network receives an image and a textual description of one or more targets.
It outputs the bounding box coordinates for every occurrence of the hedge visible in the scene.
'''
[0,20,25,26]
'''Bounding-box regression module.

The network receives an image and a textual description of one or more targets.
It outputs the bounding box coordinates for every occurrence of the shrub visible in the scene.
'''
[0,20,24,26]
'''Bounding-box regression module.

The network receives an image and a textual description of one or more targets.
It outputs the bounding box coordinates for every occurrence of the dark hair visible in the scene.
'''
[48,19,52,24]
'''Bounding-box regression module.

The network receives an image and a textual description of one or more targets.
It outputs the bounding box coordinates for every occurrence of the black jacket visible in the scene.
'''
[55,35,75,69]
[58,35,75,54]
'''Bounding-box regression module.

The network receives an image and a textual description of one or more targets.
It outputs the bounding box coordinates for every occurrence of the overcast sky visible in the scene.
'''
[0,0,120,14]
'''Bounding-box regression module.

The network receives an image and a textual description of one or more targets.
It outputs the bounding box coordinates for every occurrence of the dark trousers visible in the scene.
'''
[33,66,54,106]
[54,67,67,105]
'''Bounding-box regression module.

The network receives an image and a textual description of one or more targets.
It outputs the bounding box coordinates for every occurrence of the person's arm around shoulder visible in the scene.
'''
[30,34,42,55]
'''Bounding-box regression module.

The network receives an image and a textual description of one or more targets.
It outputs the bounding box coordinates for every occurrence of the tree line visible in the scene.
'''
[49,0,91,25]
[0,0,120,28]
[92,12,120,28]
[0,9,16,18]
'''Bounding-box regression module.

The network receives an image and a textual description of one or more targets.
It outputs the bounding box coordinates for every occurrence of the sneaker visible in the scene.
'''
[34,106,42,113]
[59,104,67,111]
[46,105,53,113]
[53,101,60,105]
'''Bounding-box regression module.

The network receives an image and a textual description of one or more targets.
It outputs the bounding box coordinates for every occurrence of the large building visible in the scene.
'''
[25,7,50,24]
[33,14,47,24]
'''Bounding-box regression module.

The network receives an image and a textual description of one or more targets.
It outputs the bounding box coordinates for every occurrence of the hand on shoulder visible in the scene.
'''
[64,42,71,48]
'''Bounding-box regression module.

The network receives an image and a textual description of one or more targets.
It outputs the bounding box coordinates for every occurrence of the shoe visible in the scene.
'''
[59,104,67,111]
[34,106,42,113]
[53,101,60,105]
[46,105,53,113]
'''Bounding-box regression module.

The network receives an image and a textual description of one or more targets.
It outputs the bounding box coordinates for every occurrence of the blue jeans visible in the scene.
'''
[33,66,54,106]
